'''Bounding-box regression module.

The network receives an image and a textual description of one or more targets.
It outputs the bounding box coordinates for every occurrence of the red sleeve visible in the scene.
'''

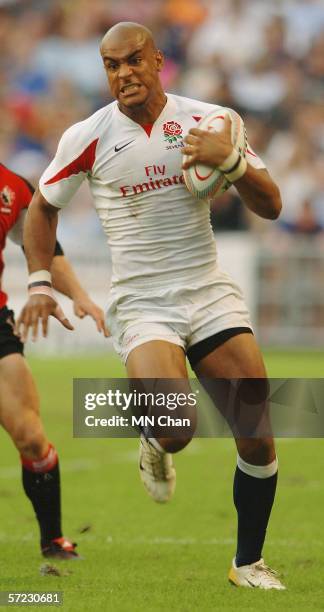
[0,165,34,244]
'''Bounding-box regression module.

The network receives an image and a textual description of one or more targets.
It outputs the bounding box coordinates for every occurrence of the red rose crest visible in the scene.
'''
[163,121,183,143]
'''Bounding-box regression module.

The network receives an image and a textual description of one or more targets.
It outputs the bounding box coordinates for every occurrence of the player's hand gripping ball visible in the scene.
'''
[183,108,247,200]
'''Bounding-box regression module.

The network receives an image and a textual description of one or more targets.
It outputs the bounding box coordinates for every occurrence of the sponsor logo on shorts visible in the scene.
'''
[124,333,140,347]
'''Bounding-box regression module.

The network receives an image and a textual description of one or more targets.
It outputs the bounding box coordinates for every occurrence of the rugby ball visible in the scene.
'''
[183,108,247,200]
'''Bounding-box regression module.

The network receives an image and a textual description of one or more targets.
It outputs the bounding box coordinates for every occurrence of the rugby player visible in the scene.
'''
[17,23,285,588]
[0,163,107,558]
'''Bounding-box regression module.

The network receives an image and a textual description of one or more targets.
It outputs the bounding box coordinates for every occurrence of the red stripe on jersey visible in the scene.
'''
[247,148,257,157]
[44,138,99,185]
[192,116,202,122]
[142,124,153,137]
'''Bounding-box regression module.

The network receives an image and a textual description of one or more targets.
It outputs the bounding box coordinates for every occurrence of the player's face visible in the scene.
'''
[101,36,164,109]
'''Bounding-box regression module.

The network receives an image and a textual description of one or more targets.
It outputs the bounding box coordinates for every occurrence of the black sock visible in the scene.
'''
[234,466,278,567]
[22,462,62,547]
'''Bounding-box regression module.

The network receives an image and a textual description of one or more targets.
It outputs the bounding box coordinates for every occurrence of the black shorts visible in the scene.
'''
[0,306,24,359]
[187,326,253,368]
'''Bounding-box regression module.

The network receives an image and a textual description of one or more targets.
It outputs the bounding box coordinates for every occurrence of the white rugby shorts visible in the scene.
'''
[106,271,252,364]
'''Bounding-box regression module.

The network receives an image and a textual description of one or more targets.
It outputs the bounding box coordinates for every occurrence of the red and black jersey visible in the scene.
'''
[0,163,34,309]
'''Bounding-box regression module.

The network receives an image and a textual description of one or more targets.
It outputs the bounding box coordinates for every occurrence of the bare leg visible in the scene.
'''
[193,332,277,567]
[193,333,275,462]
[0,354,63,551]
[126,340,196,451]
[0,354,48,458]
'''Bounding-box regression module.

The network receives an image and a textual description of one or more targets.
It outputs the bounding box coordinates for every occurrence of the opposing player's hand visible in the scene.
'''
[15,294,74,342]
[182,115,233,170]
[73,295,110,337]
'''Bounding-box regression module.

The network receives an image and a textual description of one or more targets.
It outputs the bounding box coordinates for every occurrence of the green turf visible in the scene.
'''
[0,351,323,611]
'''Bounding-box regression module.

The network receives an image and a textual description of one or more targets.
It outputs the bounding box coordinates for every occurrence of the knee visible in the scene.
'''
[237,437,275,465]
[150,400,197,453]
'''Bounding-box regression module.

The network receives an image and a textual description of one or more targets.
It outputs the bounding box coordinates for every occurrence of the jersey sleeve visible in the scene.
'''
[39,123,99,208]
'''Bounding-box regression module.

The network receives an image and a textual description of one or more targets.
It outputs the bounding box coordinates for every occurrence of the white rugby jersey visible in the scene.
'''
[40,94,265,289]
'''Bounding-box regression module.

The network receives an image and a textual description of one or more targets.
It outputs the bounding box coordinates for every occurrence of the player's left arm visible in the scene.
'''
[182,115,282,220]
[227,165,282,220]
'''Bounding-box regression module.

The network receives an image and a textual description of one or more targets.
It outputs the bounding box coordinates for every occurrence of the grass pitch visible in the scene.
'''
[0,351,323,611]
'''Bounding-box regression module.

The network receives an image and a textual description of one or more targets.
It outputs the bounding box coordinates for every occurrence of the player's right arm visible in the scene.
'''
[16,121,100,341]
[24,187,58,274]
[17,189,73,341]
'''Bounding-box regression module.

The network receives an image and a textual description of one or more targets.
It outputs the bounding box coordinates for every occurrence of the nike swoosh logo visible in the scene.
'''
[114,140,134,153]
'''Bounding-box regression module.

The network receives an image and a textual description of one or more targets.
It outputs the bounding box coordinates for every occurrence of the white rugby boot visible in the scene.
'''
[228,558,286,590]
[139,435,176,503]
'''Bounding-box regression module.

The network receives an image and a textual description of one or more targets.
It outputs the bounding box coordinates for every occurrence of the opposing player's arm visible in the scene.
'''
[182,115,282,220]
[51,256,109,336]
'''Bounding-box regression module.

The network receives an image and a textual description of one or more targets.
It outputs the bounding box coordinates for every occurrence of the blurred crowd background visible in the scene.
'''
[1,0,324,345]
